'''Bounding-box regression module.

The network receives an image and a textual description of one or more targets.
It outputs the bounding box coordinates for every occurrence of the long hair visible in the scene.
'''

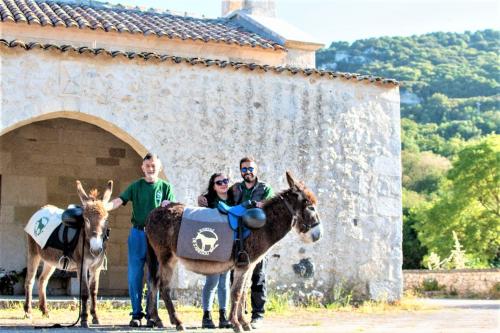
[204,173,225,208]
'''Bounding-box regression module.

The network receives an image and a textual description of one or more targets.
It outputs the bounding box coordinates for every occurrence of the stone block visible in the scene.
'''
[96,157,120,166]
[109,148,126,158]
[0,223,27,271]
[374,155,400,177]
[2,175,47,205]
[14,206,40,225]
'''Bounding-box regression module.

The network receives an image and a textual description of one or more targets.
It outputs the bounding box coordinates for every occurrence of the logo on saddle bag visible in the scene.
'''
[34,217,49,236]
[192,228,219,256]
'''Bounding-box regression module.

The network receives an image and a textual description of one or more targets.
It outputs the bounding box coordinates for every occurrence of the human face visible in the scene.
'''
[213,175,229,196]
[240,161,257,183]
[141,157,162,182]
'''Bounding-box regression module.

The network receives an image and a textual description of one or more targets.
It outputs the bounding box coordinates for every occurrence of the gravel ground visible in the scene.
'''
[0,298,498,333]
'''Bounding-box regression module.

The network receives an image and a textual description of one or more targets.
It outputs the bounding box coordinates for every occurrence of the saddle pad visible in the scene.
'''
[177,207,233,262]
[24,205,64,248]
[45,224,81,252]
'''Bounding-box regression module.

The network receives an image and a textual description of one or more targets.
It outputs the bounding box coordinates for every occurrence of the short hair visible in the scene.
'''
[239,156,256,169]
[143,153,160,161]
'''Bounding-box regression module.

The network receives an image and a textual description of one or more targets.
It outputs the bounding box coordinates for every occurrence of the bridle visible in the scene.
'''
[279,194,320,232]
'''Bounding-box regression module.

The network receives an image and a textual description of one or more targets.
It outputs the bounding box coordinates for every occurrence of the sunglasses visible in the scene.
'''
[215,178,230,186]
[241,167,255,173]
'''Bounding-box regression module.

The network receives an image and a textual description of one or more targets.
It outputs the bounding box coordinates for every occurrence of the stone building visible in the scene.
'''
[0,0,402,301]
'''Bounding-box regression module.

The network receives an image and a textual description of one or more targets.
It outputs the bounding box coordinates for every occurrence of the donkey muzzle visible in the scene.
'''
[90,236,103,257]
[310,224,323,242]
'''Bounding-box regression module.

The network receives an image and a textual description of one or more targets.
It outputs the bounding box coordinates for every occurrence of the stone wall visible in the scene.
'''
[0,118,143,295]
[0,46,401,300]
[403,269,500,297]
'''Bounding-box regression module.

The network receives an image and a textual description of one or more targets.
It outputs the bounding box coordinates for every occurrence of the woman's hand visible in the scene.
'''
[161,200,171,207]
[198,195,208,207]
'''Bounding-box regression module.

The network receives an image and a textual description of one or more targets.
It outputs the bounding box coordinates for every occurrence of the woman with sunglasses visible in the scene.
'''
[198,173,232,329]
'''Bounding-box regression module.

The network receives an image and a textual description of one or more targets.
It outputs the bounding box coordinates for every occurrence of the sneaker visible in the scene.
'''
[129,318,141,327]
[250,317,263,329]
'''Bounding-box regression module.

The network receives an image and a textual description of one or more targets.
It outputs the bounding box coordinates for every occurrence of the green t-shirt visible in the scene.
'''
[119,178,176,227]
[241,183,274,202]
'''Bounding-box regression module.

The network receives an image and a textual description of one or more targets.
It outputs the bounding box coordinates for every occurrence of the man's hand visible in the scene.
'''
[256,201,264,208]
[161,200,171,207]
[198,195,208,207]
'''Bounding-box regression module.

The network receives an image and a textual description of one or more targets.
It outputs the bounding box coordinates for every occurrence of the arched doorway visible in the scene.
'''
[0,118,146,295]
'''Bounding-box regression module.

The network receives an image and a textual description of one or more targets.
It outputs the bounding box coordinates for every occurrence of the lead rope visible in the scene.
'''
[35,228,85,329]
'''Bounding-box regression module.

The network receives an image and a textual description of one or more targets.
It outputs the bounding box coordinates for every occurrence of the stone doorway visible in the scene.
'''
[0,118,144,295]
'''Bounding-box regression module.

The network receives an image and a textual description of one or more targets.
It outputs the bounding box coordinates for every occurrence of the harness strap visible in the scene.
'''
[279,194,298,227]
[61,226,71,270]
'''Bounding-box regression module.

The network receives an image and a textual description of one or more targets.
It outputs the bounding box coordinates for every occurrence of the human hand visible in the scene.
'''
[256,201,264,208]
[198,195,208,207]
[161,200,171,207]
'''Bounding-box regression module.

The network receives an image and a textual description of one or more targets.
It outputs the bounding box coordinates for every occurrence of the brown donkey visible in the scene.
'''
[24,180,112,328]
[145,172,323,332]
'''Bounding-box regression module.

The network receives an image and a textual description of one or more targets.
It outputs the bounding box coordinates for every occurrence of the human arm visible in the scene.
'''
[256,185,274,208]
[197,195,208,207]
[161,182,176,207]
[105,197,124,211]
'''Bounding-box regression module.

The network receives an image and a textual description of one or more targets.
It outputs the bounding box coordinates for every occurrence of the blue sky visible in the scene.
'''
[111,0,499,46]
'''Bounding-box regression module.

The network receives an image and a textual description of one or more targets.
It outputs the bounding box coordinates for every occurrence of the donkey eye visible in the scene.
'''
[307,206,315,211]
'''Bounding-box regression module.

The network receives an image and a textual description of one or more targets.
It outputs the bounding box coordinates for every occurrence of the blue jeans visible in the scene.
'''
[202,272,230,311]
[127,227,158,319]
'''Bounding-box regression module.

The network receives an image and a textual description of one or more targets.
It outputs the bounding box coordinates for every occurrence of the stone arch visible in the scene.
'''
[0,114,156,295]
[0,111,148,158]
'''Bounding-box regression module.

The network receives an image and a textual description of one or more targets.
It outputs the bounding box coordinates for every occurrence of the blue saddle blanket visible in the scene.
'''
[217,202,251,240]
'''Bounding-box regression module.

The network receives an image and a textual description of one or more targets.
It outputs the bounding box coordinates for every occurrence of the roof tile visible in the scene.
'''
[0,0,284,50]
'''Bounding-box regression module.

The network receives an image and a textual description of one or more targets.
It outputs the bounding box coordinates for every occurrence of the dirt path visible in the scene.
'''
[0,299,498,333]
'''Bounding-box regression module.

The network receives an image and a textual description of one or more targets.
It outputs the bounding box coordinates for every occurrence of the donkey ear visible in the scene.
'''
[76,180,89,204]
[286,171,297,189]
[102,180,113,203]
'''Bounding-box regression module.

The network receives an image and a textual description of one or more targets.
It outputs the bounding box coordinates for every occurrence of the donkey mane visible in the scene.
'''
[88,189,99,200]
[263,186,317,207]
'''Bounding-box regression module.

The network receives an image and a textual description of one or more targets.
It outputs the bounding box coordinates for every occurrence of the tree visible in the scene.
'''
[415,135,500,267]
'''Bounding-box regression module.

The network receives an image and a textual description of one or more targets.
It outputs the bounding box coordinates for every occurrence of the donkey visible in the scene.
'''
[145,172,323,332]
[24,180,112,328]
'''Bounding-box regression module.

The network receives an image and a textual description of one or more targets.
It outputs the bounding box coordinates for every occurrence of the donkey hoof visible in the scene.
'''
[41,312,50,319]
[242,323,252,331]
[24,313,32,320]
[233,324,243,333]
[175,323,185,331]
[92,318,100,325]
[146,319,164,328]
[81,321,89,328]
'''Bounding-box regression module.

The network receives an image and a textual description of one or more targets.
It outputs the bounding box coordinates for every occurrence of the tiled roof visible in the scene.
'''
[0,39,400,85]
[0,0,284,50]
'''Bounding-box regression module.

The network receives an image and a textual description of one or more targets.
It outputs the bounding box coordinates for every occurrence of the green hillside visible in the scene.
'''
[316,30,500,269]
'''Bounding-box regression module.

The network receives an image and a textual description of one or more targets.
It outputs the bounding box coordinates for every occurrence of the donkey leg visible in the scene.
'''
[38,264,56,317]
[24,245,41,319]
[229,268,248,333]
[89,267,101,325]
[239,270,254,331]
[145,242,163,328]
[158,255,184,331]
[79,263,90,328]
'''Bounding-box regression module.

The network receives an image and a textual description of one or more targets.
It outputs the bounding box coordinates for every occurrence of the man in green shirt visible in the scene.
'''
[230,156,273,328]
[107,153,175,327]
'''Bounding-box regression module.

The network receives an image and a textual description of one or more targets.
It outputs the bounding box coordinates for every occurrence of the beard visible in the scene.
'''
[243,174,255,183]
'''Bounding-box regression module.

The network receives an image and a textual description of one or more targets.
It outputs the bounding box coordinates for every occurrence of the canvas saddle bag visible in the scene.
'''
[177,207,233,262]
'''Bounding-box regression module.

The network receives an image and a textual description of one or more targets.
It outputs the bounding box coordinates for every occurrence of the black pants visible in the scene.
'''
[250,258,267,319]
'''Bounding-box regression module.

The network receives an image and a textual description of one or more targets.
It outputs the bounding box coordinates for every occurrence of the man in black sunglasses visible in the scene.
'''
[230,156,273,328]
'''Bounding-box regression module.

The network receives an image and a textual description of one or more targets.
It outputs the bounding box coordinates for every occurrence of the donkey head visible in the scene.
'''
[76,180,113,257]
[285,171,323,243]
